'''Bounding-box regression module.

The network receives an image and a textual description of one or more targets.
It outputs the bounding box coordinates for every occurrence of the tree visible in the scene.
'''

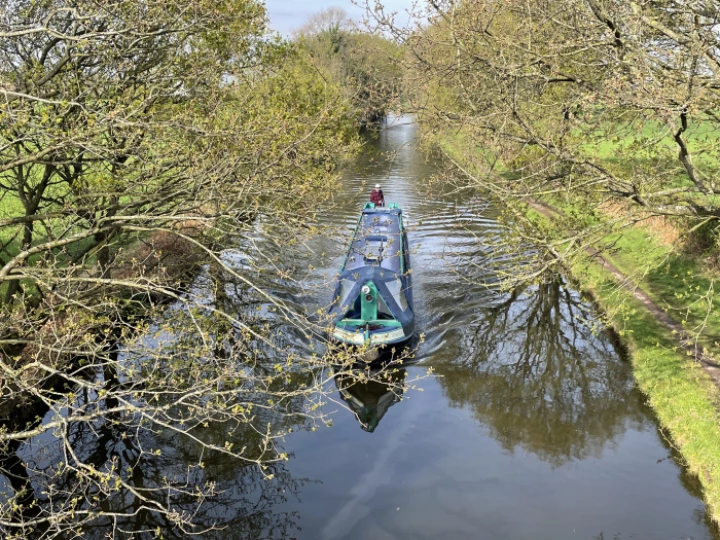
[435,279,645,466]
[370,0,720,279]
[0,1,405,537]
[294,6,354,46]
[295,7,404,126]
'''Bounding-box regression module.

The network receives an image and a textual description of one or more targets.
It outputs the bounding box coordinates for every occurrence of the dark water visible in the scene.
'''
[203,116,717,539]
[11,116,718,539]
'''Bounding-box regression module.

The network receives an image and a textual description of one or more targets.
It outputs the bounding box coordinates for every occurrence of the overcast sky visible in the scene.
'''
[264,0,415,36]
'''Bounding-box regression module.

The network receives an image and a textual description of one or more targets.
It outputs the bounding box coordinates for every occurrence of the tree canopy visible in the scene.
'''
[371,0,720,277]
[294,7,404,126]
[0,1,391,537]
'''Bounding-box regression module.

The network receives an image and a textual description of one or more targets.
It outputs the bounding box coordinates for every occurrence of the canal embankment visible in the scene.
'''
[435,129,720,523]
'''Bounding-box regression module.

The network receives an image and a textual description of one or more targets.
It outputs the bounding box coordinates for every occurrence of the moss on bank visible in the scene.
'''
[437,131,720,523]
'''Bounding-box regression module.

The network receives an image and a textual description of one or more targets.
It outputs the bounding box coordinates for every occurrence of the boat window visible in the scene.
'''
[337,279,357,311]
[385,279,409,311]
[377,294,394,320]
[345,295,361,319]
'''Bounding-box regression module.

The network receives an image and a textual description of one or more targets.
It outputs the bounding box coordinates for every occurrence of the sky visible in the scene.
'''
[264,0,415,36]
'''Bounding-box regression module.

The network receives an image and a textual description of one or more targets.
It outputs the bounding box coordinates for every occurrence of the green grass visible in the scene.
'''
[0,172,140,301]
[598,226,720,351]
[571,251,720,522]
[439,123,720,352]
[577,118,720,191]
[530,200,720,523]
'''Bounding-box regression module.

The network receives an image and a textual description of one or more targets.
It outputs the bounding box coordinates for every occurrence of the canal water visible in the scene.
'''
[196,116,719,539]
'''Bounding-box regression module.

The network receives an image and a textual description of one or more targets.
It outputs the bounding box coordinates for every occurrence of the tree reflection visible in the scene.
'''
[436,278,650,466]
[9,416,306,540]
[0,251,342,539]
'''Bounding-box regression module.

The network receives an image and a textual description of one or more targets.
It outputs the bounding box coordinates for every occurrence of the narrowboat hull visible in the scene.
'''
[329,202,414,349]
[331,324,411,347]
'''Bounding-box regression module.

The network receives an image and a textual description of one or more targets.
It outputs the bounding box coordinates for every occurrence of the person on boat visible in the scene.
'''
[370,184,385,206]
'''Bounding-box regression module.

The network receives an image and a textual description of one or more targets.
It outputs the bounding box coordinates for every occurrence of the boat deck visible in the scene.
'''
[342,210,402,275]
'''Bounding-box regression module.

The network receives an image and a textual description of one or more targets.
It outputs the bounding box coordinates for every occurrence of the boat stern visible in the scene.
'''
[332,323,407,347]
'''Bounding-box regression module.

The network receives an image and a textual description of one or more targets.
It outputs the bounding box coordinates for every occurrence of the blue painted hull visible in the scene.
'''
[329,203,414,347]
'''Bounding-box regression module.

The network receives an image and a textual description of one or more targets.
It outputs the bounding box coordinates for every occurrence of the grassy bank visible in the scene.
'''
[437,130,720,522]
[571,248,720,519]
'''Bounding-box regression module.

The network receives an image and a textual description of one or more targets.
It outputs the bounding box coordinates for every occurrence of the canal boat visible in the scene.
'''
[329,202,414,348]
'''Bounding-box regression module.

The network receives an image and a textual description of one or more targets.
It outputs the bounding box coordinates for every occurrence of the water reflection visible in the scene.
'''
[335,369,406,432]
[434,278,648,465]
[7,115,717,539]
[12,414,307,540]
[206,116,717,538]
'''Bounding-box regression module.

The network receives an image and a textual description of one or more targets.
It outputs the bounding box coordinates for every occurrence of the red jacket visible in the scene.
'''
[370,189,384,206]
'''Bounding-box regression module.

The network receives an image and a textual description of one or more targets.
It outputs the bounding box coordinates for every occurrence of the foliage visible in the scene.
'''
[441,123,720,521]
[294,8,403,127]
[0,1,411,537]
[370,0,720,264]
[381,1,720,518]
[570,239,720,524]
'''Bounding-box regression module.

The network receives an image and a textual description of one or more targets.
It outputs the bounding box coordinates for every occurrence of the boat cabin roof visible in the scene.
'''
[331,205,412,326]
[342,208,403,275]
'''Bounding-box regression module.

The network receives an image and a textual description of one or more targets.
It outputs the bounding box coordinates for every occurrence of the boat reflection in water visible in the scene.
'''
[335,369,407,432]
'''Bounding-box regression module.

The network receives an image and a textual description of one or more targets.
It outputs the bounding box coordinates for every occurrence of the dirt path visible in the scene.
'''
[526,198,720,387]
